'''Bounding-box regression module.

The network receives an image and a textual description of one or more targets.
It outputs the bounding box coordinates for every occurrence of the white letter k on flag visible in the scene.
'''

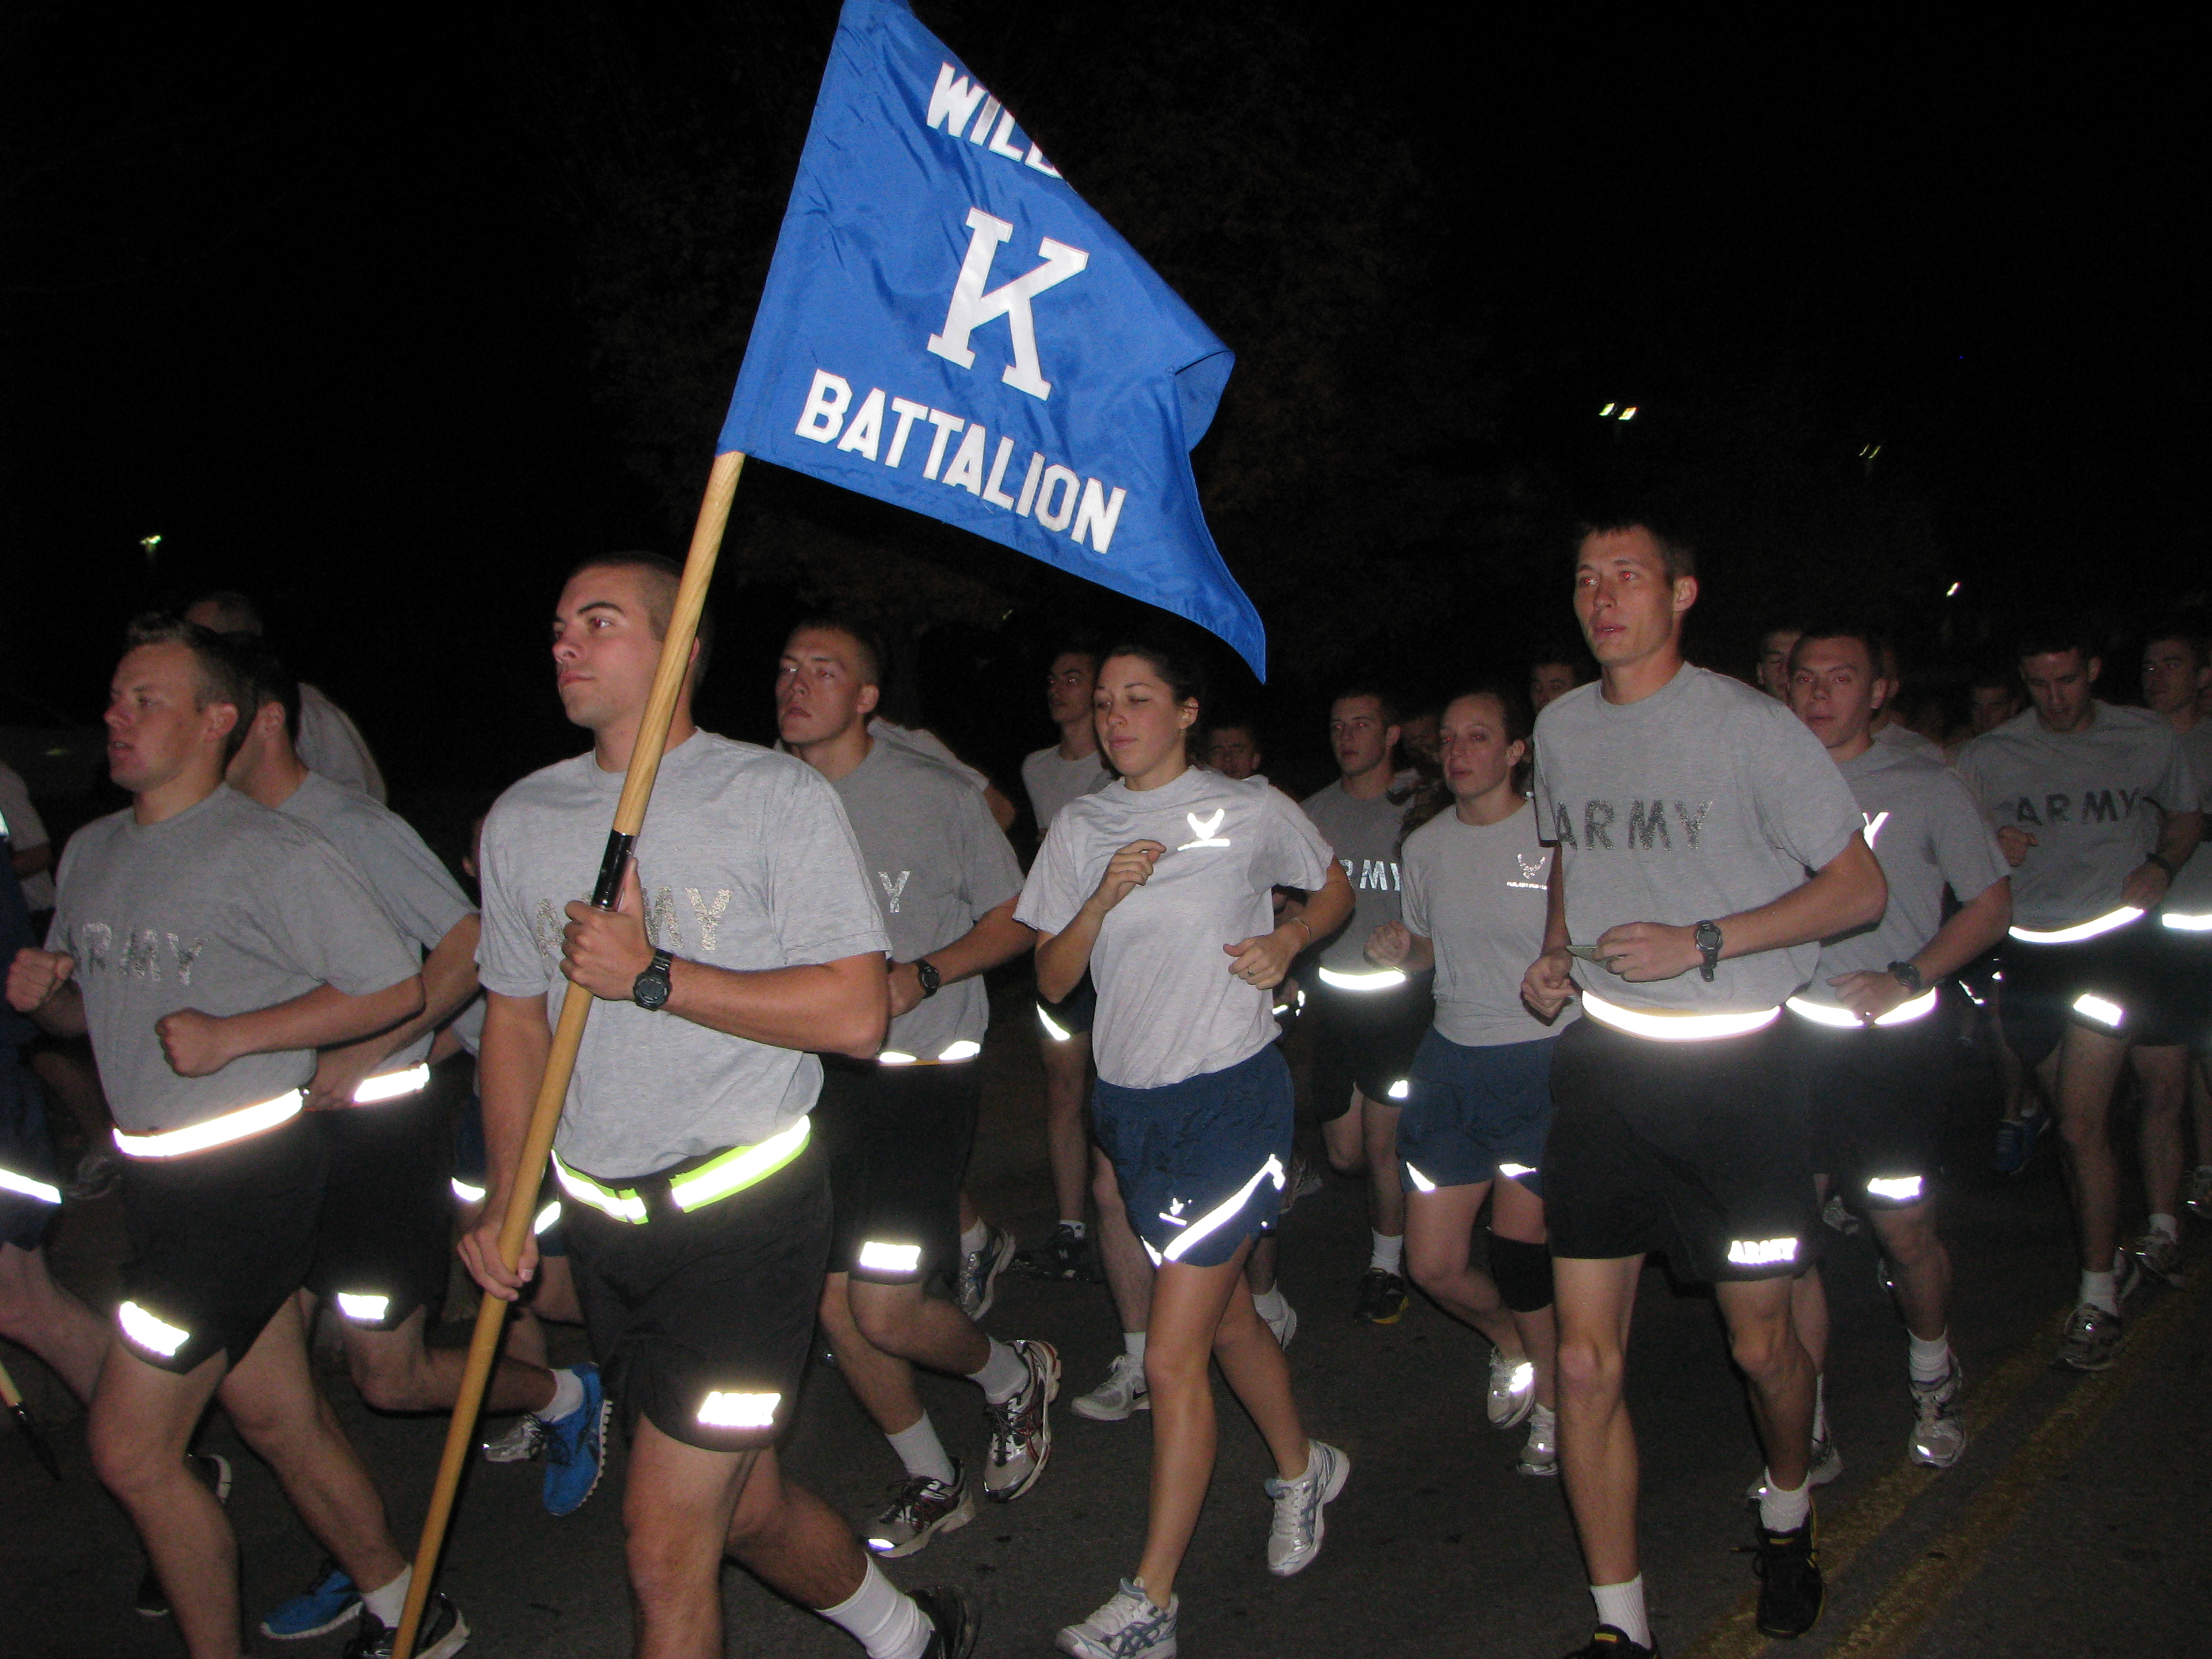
[927,207,1089,400]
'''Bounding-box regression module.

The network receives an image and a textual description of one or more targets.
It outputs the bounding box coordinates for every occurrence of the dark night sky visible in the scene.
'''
[3,6,2202,823]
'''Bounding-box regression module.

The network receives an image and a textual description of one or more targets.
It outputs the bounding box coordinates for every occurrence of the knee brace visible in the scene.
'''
[1489,1233,1555,1313]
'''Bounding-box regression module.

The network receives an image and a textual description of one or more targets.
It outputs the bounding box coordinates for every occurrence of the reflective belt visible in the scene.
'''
[1580,990,1780,1044]
[2163,911,2212,933]
[352,1062,431,1105]
[0,1165,61,1205]
[552,1116,811,1225]
[1786,987,1940,1029]
[877,1039,983,1066]
[1317,966,1408,994]
[113,1090,304,1159]
[2009,906,2142,945]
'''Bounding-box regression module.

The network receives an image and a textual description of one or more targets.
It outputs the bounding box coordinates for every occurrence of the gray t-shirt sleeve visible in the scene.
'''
[475,796,554,1000]
[1752,700,1867,874]
[2152,725,2202,818]
[1263,790,1336,893]
[1928,769,2011,905]
[766,769,895,965]
[953,785,1025,921]
[324,798,473,951]
[1015,811,1090,938]
[1401,844,1431,940]
[266,835,424,996]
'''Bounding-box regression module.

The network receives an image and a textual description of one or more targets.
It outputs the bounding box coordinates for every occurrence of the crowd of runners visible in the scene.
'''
[1,519,2208,1659]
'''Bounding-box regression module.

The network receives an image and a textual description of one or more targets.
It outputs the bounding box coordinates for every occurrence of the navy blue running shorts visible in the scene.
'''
[1397,1028,1556,1197]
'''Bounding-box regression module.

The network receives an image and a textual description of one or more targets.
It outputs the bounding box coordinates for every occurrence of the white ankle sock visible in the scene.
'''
[1908,1330,1952,1385]
[1811,1373,1829,1443]
[970,1337,1029,1404]
[1251,1286,1288,1322]
[360,1568,411,1627]
[820,1559,930,1659]
[1590,1576,1650,1647]
[1759,1473,1811,1534]
[2081,1269,2119,1314]
[1059,1218,1088,1240]
[1370,1230,1404,1274]
[959,1219,989,1256]
[1122,1330,1148,1364]
[2148,1212,2179,1242]
[885,1415,956,1488]
[541,1366,586,1423]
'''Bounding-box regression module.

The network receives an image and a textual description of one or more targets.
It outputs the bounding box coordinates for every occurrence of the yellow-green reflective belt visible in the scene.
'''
[552,1117,811,1225]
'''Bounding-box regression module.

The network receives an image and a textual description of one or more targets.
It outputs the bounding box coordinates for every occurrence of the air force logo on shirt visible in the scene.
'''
[1179,810,1230,851]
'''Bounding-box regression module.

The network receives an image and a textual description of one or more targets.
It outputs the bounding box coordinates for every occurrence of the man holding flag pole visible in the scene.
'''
[400,0,1267,1651]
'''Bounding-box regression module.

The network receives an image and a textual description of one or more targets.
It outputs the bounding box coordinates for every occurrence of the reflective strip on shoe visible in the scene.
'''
[1582,991,1780,1043]
[113,1091,304,1159]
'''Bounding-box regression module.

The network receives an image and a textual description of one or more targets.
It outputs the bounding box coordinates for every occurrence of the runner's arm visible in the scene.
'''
[308,914,483,1107]
[1597,836,1887,982]
[462,988,552,1298]
[889,898,1032,1017]
[2123,808,2203,909]
[5,948,85,1036]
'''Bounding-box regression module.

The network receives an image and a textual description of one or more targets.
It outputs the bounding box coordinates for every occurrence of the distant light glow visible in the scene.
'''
[1619,406,1638,420]
[1598,403,1616,417]
[1945,581,1961,598]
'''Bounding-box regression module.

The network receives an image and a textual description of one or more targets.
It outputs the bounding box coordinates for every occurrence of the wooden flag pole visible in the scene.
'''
[393,449,747,1659]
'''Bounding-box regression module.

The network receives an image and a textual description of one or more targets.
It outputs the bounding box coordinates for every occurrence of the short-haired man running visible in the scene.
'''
[464,559,973,1658]
[1782,624,2010,1478]
[1954,626,2202,1366]
[1523,525,1887,1655]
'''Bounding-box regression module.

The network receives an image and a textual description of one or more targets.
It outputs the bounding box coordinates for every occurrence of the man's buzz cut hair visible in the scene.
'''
[1573,516,1698,584]
[1789,621,1888,678]
[2015,619,2099,665]
[566,551,715,684]
[123,614,258,761]
[790,615,886,691]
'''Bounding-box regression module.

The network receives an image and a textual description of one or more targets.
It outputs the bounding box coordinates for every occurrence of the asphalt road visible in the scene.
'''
[5,986,2208,1658]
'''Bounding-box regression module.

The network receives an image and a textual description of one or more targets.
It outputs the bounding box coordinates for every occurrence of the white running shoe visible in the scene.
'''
[1487,1349,1537,1429]
[1516,1404,1558,1477]
[1263,1296,1298,1351]
[1071,1351,1149,1422]
[481,1416,547,1465]
[1264,1439,1349,1576]
[1908,1360,1966,1469]
[1057,1578,1176,1659]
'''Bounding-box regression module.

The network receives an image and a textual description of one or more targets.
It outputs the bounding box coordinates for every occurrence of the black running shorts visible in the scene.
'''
[304,1080,455,1330]
[1,1054,61,1250]
[1790,1010,1946,1208]
[1307,972,1432,1121]
[1544,1015,1816,1283]
[565,1136,831,1452]
[1036,970,1099,1041]
[2000,920,2193,1063]
[813,1057,979,1282]
[117,1113,325,1374]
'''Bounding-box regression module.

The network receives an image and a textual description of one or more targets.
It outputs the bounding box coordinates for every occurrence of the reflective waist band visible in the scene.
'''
[0,1165,62,1205]
[113,1091,305,1160]
[552,1116,811,1225]
[352,1062,431,1105]
[1317,966,1409,994]
[2009,906,2142,945]
[2163,911,2212,933]
[1580,990,1780,1044]
[1786,987,1940,1030]
[877,1040,982,1067]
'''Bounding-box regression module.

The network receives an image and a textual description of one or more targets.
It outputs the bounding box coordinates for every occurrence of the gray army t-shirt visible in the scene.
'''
[1534,663,1867,1015]
[1402,798,1574,1046]
[829,737,1024,1061]
[1021,745,1112,834]
[47,786,419,1134]
[277,771,476,1072]
[1954,703,2198,931]
[1017,766,1333,1090]
[477,732,887,1179]
[1799,742,2008,1006]
[2161,720,2212,916]
[1298,780,1412,974]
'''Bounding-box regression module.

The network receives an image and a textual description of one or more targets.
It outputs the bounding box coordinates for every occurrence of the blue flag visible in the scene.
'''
[717,0,1265,678]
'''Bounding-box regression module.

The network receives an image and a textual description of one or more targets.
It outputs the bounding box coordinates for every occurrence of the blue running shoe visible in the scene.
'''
[259,1559,361,1641]
[541,1364,609,1517]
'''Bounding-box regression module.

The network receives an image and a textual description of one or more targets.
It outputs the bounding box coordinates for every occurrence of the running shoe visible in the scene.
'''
[1820,1191,1862,1236]
[135,1453,230,1617]
[260,1559,361,1640]
[541,1361,608,1516]
[1285,1151,1326,1208]
[1908,1359,1967,1469]
[2187,1164,2212,1221]
[1070,1351,1149,1422]
[1517,1404,1558,1477]
[2131,1229,2187,1287]
[1354,1267,1409,1325]
[866,1463,975,1558]
[1015,1224,1101,1282]
[1753,1513,1824,1639]
[1744,1435,1841,1504]
[481,1414,547,1464]
[1992,1107,2047,1175]
[1488,1348,1537,1429]
[1560,1629,1658,1658]
[2057,1300,2123,1371]
[956,1224,1019,1320]
[66,1148,122,1202]
[344,1591,469,1659]
[1057,1578,1176,1659]
[1264,1439,1349,1576]
[1261,1295,1299,1351]
[983,1339,1059,1500]
[912,1584,981,1659]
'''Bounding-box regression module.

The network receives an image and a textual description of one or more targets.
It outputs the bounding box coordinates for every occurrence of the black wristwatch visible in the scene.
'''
[1887,959,1925,996]
[632,948,675,1011]
[2146,852,2178,879]
[912,958,943,1000]
[1693,920,1723,982]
